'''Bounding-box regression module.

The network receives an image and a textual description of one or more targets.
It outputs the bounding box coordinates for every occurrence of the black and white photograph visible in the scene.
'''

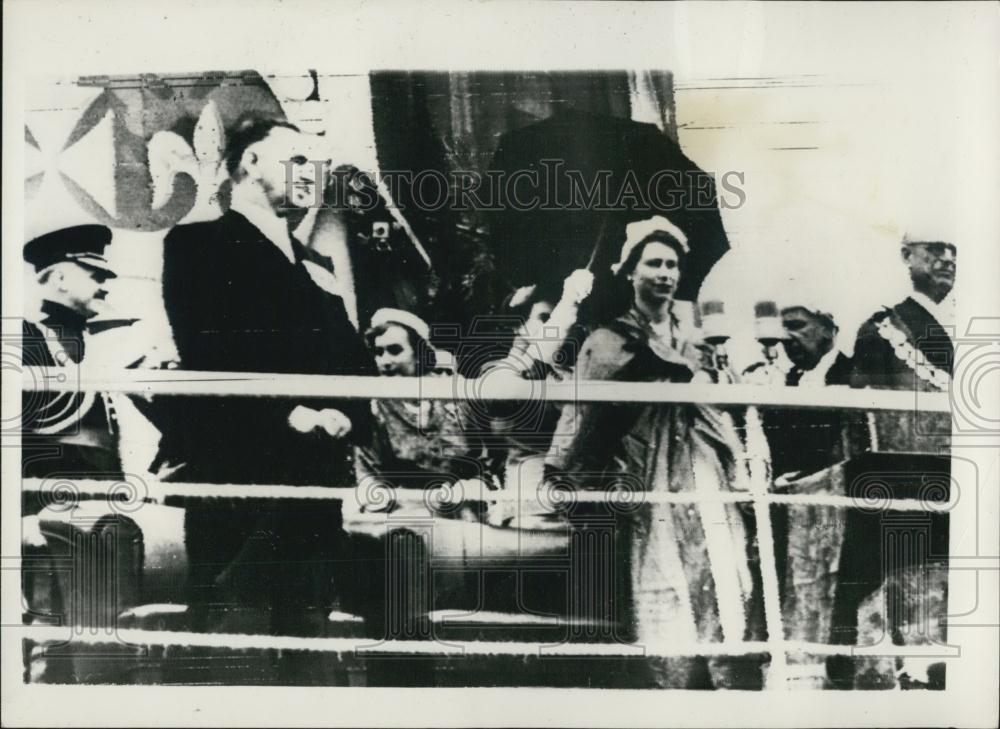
[2,1,998,726]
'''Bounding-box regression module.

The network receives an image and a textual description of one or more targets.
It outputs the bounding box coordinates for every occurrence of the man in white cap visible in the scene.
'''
[779,299,852,389]
[746,295,865,688]
[740,293,855,486]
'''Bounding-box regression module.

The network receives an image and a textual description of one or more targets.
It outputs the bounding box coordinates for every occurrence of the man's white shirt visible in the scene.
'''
[909,290,955,331]
[798,347,841,387]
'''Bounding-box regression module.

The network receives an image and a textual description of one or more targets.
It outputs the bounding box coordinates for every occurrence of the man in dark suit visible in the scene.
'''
[841,233,955,689]
[851,236,955,452]
[21,225,120,487]
[153,117,376,638]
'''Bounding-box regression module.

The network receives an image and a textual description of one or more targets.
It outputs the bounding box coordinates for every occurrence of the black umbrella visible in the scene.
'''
[485,109,730,317]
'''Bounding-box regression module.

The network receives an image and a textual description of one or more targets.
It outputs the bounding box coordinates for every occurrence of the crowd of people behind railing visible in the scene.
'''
[21,117,955,689]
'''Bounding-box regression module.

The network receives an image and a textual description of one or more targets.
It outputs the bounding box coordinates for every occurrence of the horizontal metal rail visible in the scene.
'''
[19,366,951,412]
[18,625,958,659]
[20,478,957,512]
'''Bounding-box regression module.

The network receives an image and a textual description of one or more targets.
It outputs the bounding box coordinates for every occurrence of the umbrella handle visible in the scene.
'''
[584,215,611,273]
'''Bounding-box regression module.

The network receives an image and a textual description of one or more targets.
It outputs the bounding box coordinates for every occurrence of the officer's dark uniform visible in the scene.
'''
[21,226,121,508]
[20,227,123,677]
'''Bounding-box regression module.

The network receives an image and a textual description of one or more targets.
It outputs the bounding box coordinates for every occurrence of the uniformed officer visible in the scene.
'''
[21,224,121,489]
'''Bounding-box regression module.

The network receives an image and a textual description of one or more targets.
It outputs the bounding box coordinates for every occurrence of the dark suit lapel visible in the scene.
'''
[223,210,293,265]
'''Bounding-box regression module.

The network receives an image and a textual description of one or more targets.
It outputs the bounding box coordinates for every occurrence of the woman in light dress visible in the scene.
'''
[546,216,762,688]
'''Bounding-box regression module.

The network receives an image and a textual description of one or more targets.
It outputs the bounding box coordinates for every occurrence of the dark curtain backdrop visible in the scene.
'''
[367,70,726,358]
[370,72,663,325]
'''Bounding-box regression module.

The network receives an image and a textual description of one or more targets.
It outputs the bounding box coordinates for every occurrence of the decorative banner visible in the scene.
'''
[25,71,285,234]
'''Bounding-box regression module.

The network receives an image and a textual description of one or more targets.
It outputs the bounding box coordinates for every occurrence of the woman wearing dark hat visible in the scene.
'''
[545,215,760,689]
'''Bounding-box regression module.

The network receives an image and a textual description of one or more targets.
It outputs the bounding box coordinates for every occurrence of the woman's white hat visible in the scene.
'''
[370,307,431,341]
[610,215,689,275]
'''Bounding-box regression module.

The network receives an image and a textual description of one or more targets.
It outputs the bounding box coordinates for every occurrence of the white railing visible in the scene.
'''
[21,366,951,411]
[18,368,955,688]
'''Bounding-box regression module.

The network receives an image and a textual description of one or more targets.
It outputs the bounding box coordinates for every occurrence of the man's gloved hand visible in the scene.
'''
[288,405,320,433]
[316,408,353,438]
[288,405,353,438]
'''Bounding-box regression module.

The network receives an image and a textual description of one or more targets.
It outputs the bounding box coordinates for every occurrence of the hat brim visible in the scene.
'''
[74,260,117,279]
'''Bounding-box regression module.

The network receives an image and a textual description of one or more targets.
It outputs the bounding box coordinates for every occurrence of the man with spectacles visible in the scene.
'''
[843,232,956,690]
[851,236,956,396]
